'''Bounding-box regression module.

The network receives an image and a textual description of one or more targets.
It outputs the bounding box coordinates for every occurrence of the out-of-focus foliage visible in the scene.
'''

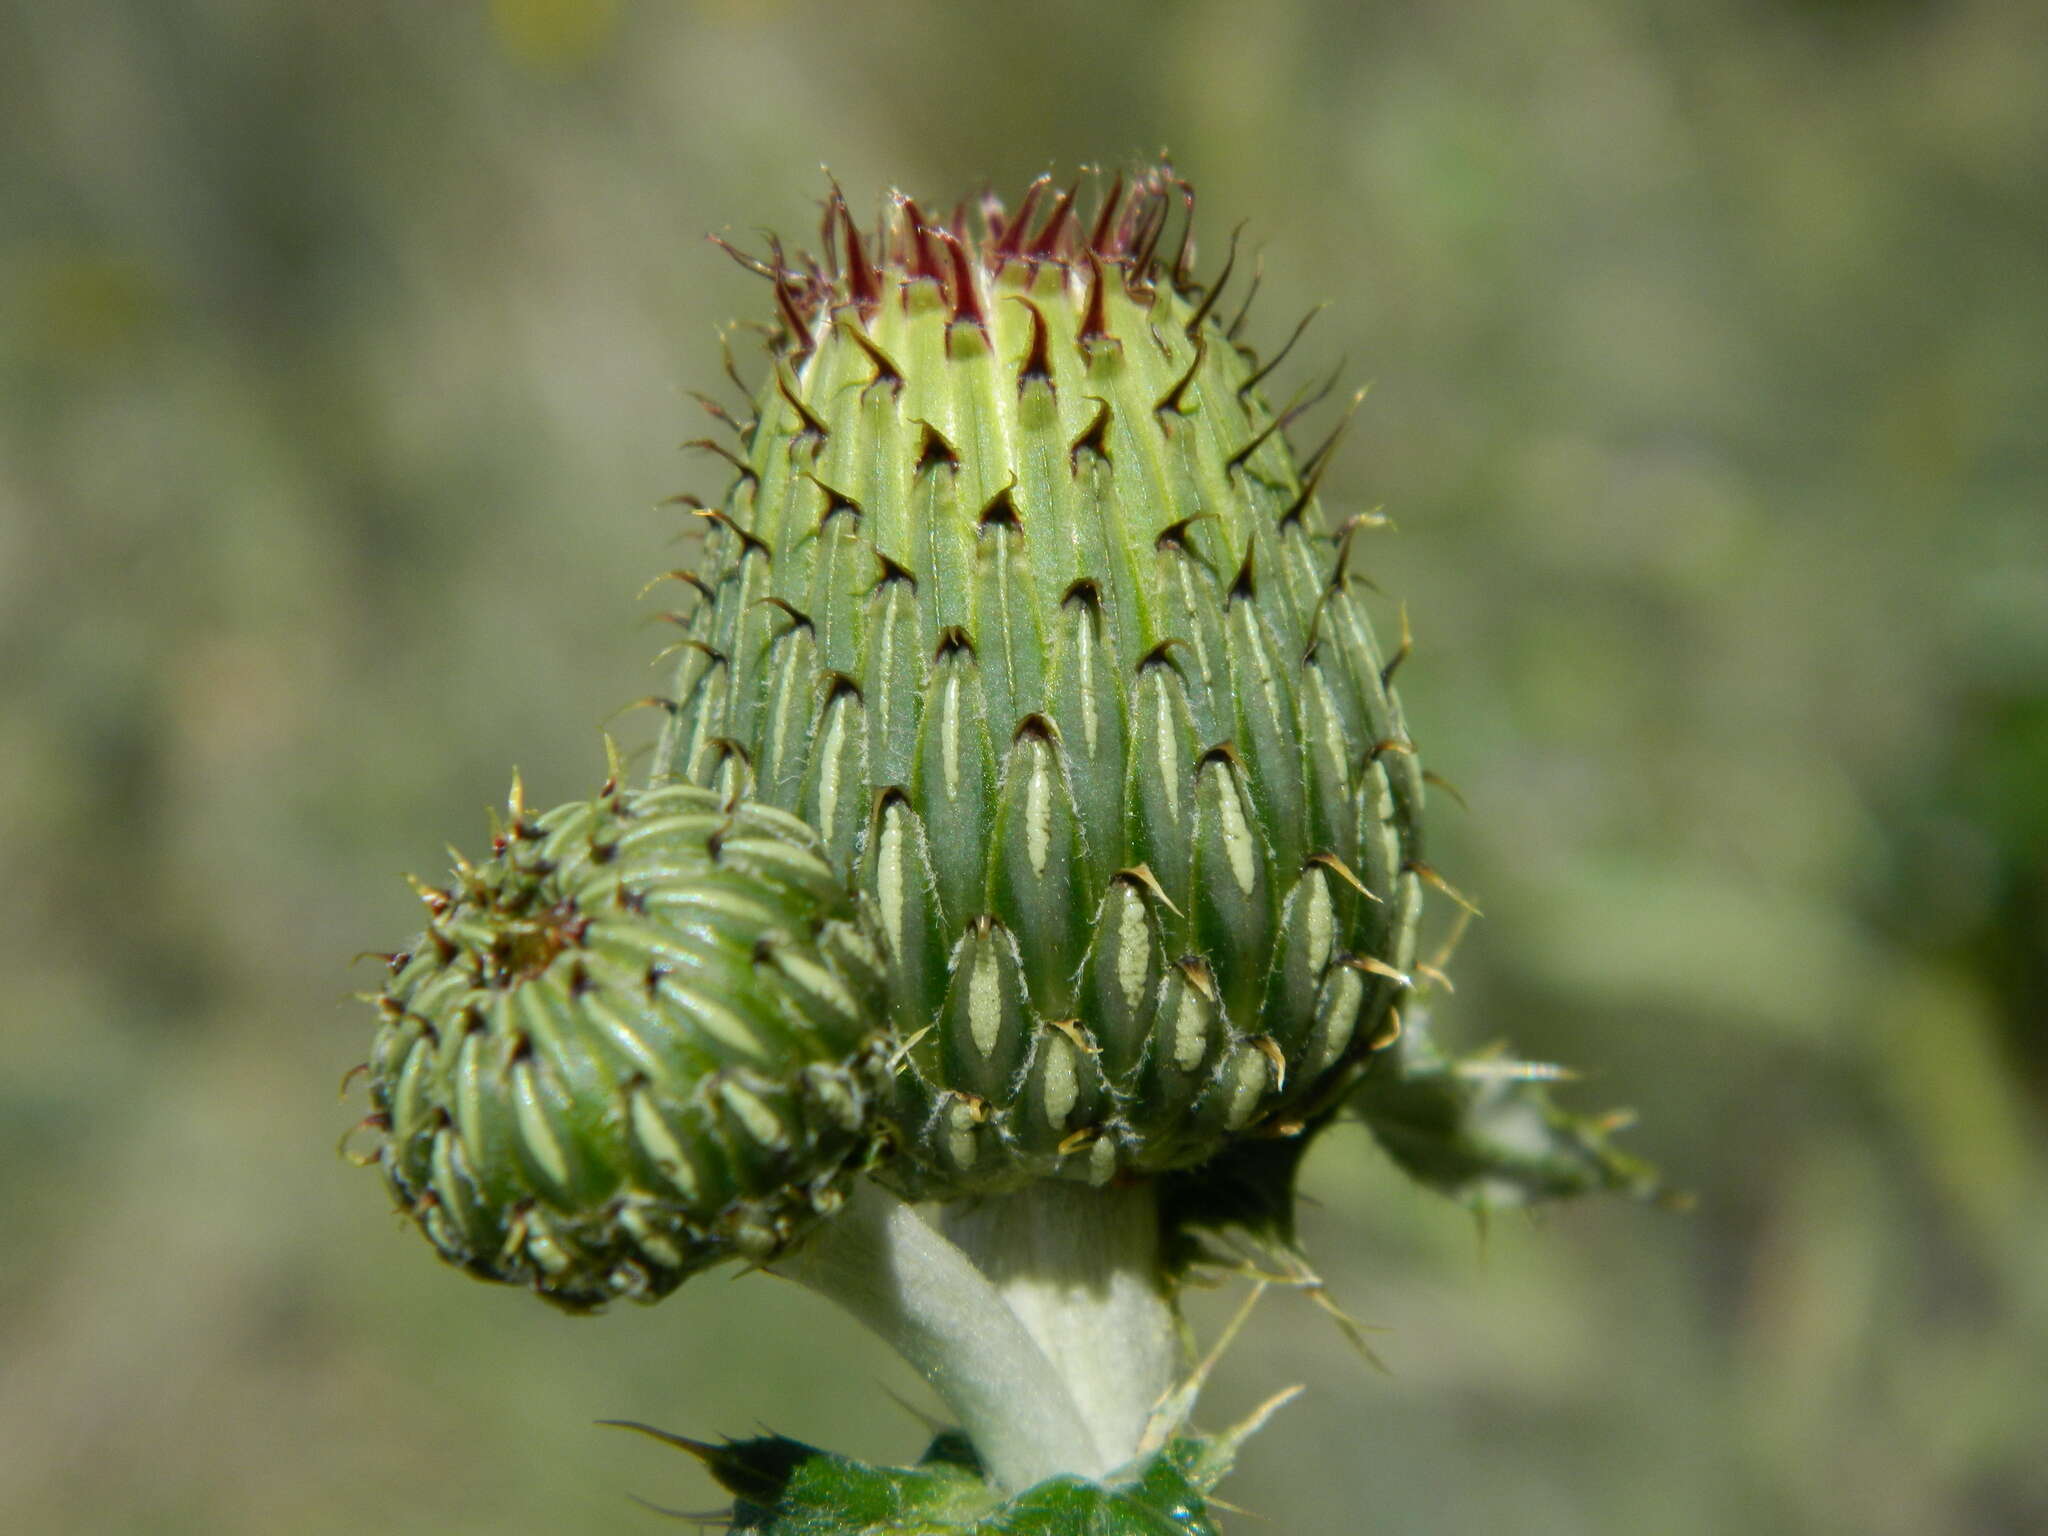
[2,2,2041,1533]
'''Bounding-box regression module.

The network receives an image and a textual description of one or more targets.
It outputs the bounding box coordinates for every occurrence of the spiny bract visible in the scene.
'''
[362,779,894,1310]
[653,166,1430,1196]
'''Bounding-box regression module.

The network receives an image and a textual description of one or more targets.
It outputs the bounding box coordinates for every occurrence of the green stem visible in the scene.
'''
[774,1182,1107,1491]
[938,1180,1180,1475]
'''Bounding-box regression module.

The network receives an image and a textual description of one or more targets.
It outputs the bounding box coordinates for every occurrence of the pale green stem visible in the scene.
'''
[773,1179,1180,1493]
[774,1181,1106,1491]
[938,1180,1180,1475]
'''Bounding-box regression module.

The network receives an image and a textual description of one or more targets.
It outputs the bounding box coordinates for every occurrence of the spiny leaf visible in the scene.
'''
[1346,1007,1664,1208]
[634,1430,1227,1535]
[1159,1004,1664,1281]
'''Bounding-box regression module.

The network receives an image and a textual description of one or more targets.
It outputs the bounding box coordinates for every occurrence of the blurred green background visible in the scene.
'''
[4,1,2044,1531]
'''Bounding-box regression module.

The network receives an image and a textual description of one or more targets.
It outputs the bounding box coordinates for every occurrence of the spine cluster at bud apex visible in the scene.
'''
[652,166,1431,1199]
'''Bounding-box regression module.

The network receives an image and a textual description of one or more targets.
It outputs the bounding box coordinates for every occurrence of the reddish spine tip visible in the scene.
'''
[1028,181,1081,262]
[1128,186,1172,282]
[1182,221,1244,338]
[765,236,814,357]
[913,420,959,475]
[1068,395,1113,471]
[935,228,987,335]
[993,175,1052,262]
[1010,296,1054,394]
[1078,252,1117,354]
[836,318,906,397]
[837,195,880,317]
[898,198,948,287]
[1086,170,1126,256]
[1169,182,1200,293]
[1154,334,1208,420]
[976,481,1024,536]
[775,369,831,449]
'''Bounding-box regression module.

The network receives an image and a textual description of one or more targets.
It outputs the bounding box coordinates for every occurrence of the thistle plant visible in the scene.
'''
[350,164,1656,1532]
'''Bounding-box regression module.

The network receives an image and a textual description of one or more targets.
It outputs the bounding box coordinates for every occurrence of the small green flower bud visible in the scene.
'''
[360,779,894,1310]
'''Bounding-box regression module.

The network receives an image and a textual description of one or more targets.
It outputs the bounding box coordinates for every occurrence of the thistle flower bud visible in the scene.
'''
[656,166,1428,1197]
[360,780,894,1310]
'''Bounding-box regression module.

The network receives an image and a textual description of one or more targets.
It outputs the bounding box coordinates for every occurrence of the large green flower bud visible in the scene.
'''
[654,168,1429,1196]
[360,778,895,1310]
